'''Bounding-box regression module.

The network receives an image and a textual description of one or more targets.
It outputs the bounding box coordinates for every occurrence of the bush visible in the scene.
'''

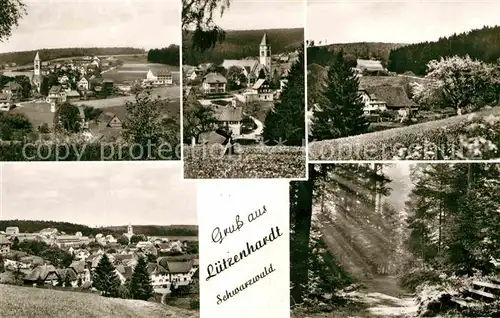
[189,299,199,310]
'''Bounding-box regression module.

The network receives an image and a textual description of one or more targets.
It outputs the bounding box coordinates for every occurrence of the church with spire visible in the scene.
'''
[32,51,43,93]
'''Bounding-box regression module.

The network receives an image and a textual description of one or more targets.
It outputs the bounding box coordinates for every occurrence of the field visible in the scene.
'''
[183,145,306,179]
[0,284,199,318]
[309,106,500,161]
[102,55,180,84]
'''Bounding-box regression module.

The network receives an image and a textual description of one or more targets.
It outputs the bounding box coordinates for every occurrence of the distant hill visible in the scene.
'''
[0,284,198,318]
[183,28,304,66]
[0,220,198,237]
[0,47,145,67]
[308,42,407,67]
[388,25,500,75]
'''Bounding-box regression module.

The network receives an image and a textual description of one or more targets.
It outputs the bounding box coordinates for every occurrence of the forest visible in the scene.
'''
[147,45,180,66]
[182,28,304,66]
[0,220,198,237]
[308,41,406,67]
[290,163,500,317]
[388,25,500,75]
[0,47,145,67]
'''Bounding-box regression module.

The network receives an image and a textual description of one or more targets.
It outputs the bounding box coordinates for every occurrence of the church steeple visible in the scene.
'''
[34,52,41,76]
[259,33,271,74]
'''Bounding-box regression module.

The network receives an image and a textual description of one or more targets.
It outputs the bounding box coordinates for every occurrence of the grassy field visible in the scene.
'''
[0,284,199,318]
[309,106,500,161]
[102,55,180,84]
[183,145,306,179]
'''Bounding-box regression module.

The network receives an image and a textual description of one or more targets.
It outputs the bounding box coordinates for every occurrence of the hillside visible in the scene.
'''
[388,25,500,75]
[183,28,304,65]
[0,284,198,318]
[0,220,198,237]
[0,47,145,67]
[308,42,407,66]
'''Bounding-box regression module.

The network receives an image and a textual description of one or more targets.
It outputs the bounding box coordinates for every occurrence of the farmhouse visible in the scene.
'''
[243,78,274,102]
[211,100,243,135]
[202,72,227,94]
[356,59,386,75]
[66,90,81,102]
[78,77,89,90]
[5,227,20,235]
[97,112,123,128]
[145,69,173,85]
[359,89,388,114]
[47,85,67,109]
[362,85,418,118]
[2,81,22,101]
[24,264,59,285]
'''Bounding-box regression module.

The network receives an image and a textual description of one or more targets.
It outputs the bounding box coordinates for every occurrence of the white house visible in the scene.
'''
[145,69,173,85]
[243,78,274,102]
[359,90,388,114]
[202,72,227,94]
[0,93,12,112]
[78,77,89,90]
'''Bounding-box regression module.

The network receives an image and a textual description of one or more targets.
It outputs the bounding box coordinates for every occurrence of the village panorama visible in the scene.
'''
[0,47,181,161]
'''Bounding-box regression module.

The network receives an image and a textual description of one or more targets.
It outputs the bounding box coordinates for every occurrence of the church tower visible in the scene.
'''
[34,52,41,76]
[127,223,134,236]
[259,33,271,73]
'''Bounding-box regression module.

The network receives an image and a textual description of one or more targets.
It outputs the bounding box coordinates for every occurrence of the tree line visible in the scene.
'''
[0,47,145,67]
[388,25,500,75]
[147,45,180,66]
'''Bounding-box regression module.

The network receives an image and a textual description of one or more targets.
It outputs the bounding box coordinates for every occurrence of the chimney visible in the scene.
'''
[232,98,236,108]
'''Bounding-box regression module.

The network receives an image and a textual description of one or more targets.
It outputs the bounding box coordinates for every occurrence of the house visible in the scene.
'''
[39,228,58,237]
[47,85,67,111]
[0,93,12,111]
[202,72,227,94]
[243,78,274,102]
[164,261,194,286]
[5,227,19,235]
[211,99,243,135]
[56,268,79,286]
[97,112,122,128]
[90,77,103,91]
[356,59,386,74]
[2,81,22,101]
[147,263,170,289]
[78,77,89,90]
[362,85,418,119]
[0,236,11,255]
[186,68,201,81]
[24,264,59,285]
[145,69,173,85]
[58,75,69,84]
[55,234,90,248]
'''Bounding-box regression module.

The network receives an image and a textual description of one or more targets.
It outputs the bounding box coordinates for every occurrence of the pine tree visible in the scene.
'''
[129,256,154,300]
[263,45,305,146]
[310,51,369,141]
[12,236,19,250]
[92,254,121,297]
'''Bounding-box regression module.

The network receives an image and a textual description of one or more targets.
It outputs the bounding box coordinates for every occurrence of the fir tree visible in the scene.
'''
[263,45,305,146]
[64,272,71,287]
[12,236,19,250]
[92,254,121,297]
[129,256,154,300]
[310,51,369,141]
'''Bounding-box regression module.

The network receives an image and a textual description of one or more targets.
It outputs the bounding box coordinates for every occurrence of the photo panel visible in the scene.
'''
[0,0,181,161]
[197,180,290,317]
[290,163,500,317]
[0,162,200,317]
[307,0,500,161]
[182,0,307,179]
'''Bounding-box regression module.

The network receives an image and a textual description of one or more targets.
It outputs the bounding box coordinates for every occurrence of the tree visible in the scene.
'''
[0,112,33,141]
[263,45,305,146]
[182,0,230,52]
[12,236,19,250]
[117,235,129,246]
[0,0,26,42]
[92,254,121,297]
[310,51,369,141]
[413,55,494,115]
[54,102,82,133]
[77,277,82,287]
[40,74,58,97]
[182,101,217,144]
[226,66,245,90]
[130,235,147,244]
[0,254,4,273]
[64,272,71,287]
[129,257,154,300]
[83,106,103,123]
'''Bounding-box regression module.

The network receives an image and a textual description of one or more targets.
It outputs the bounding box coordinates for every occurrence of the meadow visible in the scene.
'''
[0,284,199,318]
[183,145,306,179]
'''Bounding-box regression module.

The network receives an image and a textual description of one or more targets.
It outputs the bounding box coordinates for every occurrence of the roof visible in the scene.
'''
[363,85,417,108]
[152,69,172,77]
[165,261,193,274]
[252,78,267,90]
[356,59,385,72]
[3,81,22,91]
[69,261,86,274]
[0,236,11,244]
[203,72,227,84]
[34,52,40,61]
[212,105,243,122]
[56,268,78,281]
[198,131,228,145]
[66,90,80,97]
[0,93,11,102]
[260,33,268,46]
[98,112,119,124]
[147,263,168,275]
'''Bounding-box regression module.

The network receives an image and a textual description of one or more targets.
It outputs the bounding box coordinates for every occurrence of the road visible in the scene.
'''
[234,116,264,141]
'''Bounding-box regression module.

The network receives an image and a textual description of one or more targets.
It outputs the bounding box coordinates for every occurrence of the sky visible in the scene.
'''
[308,0,500,44]
[384,163,412,213]
[0,162,197,227]
[0,0,180,53]
[214,0,304,30]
